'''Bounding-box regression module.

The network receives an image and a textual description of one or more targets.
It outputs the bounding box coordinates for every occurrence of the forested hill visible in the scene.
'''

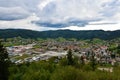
[0,29,120,40]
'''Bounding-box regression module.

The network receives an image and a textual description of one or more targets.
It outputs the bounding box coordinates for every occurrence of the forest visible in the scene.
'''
[0,29,120,40]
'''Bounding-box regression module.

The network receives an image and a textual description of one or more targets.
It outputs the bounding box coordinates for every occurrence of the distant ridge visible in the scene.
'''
[0,29,120,40]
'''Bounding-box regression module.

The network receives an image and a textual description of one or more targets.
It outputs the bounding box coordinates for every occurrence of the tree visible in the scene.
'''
[80,56,85,65]
[90,51,96,71]
[67,49,74,65]
[0,41,10,80]
[50,66,86,80]
[117,44,120,55]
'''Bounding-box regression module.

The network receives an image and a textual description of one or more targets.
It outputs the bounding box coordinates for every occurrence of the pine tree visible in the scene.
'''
[117,44,120,55]
[67,49,74,65]
[90,51,96,71]
[0,41,9,80]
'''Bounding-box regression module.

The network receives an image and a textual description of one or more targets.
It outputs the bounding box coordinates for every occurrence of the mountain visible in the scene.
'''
[0,29,120,40]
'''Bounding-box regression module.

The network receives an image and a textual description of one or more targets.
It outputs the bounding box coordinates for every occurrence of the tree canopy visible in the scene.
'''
[0,41,9,80]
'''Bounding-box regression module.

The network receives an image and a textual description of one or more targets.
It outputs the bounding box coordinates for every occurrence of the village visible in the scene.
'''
[6,39,120,66]
[1,37,120,80]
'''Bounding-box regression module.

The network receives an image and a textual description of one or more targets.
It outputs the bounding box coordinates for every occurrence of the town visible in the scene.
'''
[1,37,120,80]
[5,37,120,66]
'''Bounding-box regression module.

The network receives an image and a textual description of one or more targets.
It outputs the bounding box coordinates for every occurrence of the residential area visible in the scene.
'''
[6,38,120,66]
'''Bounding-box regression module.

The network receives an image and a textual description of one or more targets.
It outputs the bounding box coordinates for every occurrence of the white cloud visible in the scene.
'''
[36,0,120,28]
[0,14,56,31]
[38,0,103,22]
[0,7,31,20]
[62,23,120,31]
[0,0,120,30]
[0,0,40,12]
[38,0,54,10]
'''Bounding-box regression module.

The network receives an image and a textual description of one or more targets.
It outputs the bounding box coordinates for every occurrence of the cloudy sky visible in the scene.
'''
[0,0,120,31]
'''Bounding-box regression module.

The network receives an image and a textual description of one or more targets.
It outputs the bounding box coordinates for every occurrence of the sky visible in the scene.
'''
[0,0,120,31]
